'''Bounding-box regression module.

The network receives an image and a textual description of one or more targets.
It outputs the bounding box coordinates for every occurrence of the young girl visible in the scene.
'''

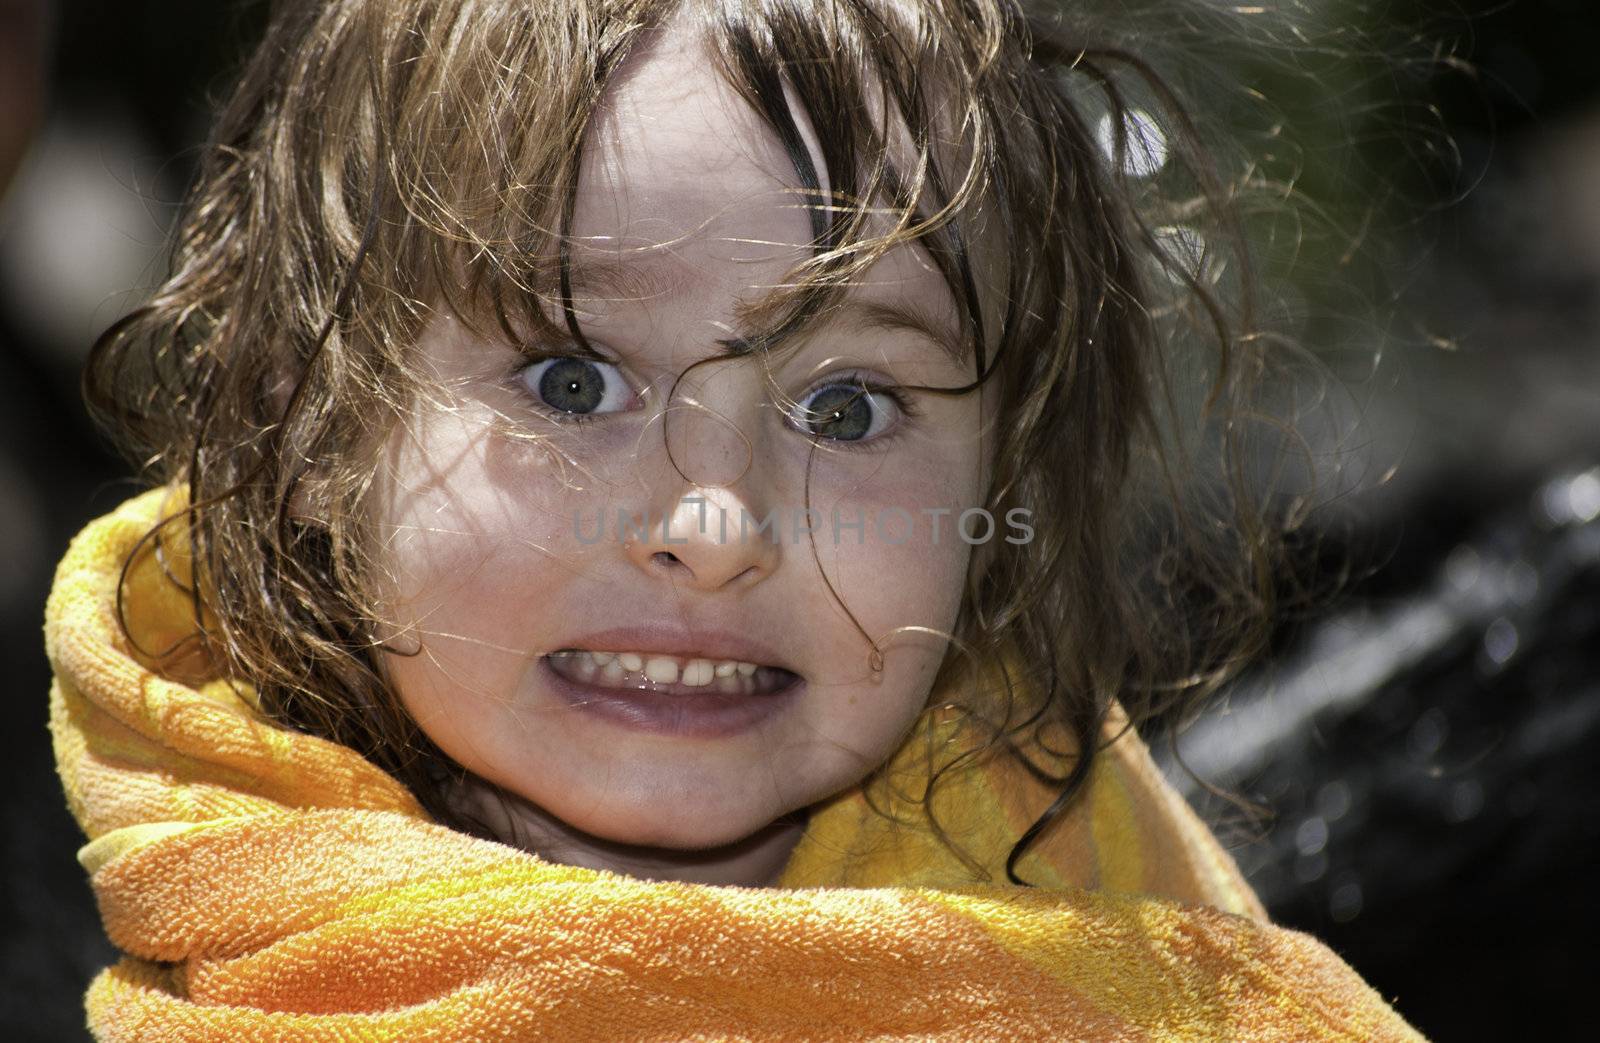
[48,0,1428,1037]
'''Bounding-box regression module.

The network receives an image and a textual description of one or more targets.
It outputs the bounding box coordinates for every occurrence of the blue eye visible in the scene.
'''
[789,379,901,442]
[517,356,634,417]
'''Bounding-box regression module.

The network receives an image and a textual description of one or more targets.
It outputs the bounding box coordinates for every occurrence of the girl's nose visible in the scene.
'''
[625,485,780,592]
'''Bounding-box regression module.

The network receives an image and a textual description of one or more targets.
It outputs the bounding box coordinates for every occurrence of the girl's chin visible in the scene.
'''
[558,799,796,852]
[494,799,814,886]
[465,772,800,852]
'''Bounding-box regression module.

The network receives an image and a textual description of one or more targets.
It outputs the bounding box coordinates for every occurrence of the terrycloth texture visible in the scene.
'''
[46,488,1428,1042]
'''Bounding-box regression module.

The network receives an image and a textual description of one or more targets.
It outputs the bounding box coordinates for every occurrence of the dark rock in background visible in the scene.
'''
[1160,468,1600,1037]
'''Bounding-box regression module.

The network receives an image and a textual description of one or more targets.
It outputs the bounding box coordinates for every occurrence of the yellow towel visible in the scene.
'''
[46,487,1427,1041]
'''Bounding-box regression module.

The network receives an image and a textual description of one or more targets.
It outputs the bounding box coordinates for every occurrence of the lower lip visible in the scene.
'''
[539,657,803,738]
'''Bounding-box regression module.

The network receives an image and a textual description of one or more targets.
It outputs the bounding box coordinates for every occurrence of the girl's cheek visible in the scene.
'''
[378,416,591,624]
[827,490,975,624]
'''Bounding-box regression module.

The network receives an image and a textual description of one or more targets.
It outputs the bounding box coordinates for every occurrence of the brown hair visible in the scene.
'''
[87,0,1313,884]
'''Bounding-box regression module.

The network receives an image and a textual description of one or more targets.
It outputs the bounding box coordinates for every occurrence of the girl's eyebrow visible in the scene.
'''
[825,297,970,369]
[556,259,970,368]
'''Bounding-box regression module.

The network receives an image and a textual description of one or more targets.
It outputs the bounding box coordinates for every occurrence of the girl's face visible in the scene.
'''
[373,20,997,884]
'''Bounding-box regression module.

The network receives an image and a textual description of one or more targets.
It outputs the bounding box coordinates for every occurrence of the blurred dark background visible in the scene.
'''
[2,1,1595,1039]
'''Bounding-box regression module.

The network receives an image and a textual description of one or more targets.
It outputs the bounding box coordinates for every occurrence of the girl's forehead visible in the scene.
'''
[574,19,824,266]
[562,14,984,359]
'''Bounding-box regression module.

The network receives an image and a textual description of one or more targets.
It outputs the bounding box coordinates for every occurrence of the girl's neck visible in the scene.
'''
[441,774,811,888]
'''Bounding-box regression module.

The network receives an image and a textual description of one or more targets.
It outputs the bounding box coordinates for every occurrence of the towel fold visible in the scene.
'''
[46,487,1427,1040]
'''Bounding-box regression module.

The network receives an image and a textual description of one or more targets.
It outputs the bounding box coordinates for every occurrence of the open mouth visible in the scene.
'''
[543,649,801,697]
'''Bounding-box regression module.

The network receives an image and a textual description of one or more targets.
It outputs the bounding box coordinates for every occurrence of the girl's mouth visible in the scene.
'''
[540,649,803,738]
[544,649,800,697]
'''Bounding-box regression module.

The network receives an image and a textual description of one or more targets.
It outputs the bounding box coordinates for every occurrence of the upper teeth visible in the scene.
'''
[569,650,762,687]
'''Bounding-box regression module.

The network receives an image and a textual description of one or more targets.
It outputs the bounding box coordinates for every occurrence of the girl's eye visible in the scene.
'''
[788,379,901,443]
[516,356,634,417]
